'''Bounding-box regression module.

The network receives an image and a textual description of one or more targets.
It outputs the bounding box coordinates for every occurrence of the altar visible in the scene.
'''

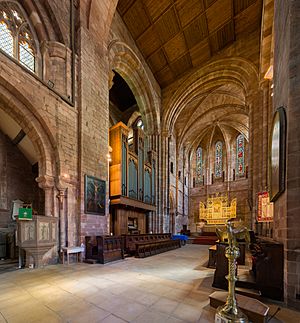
[199,193,236,225]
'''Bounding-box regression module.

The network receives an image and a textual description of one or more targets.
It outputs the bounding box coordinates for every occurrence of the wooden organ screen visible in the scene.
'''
[109,122,156,206]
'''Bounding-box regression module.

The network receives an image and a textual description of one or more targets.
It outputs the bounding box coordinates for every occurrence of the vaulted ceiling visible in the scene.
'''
[174,82,249,152]
[117,0,262,88]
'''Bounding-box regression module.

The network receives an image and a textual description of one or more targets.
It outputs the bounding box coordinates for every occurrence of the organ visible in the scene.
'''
[109,121,156,235]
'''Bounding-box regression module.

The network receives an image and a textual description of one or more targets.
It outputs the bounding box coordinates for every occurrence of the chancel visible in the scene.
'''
[0,0,300,322]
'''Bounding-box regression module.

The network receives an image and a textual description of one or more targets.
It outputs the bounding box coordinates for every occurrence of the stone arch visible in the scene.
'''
[88,0,118,44]
[127,111,142,129]
[0,81,57,181]
[20,0,50,42]
[108,40,160,135]
[8,0,65,44]
[164,57,258,134]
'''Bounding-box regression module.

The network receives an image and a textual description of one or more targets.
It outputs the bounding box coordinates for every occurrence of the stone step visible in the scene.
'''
[210,291,269,323]
[236,286,262,300]
[83,258,97,264]
[236,271,257,290]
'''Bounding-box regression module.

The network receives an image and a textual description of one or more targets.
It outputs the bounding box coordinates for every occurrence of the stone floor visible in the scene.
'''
[0,245,299,323]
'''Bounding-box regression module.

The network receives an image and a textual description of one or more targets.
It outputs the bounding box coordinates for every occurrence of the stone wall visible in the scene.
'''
[0,131,43,228]
[77,25,110,239]
[273,0,300,310]
[0,34,78,247]
[189,179,250,231]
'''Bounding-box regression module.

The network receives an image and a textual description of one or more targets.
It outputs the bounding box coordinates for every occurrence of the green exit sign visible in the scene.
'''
[18,208,32,220]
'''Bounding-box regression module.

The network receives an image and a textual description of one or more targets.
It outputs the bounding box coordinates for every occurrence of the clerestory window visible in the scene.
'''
[0,2,37,73]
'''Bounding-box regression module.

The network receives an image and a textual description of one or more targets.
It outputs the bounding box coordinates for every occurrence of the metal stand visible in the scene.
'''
[18,247,22,269]
[215,221,248,323]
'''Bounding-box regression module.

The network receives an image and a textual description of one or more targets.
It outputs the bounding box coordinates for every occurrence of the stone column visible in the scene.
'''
[36,175,55,217]
[55,175,79,248]
[246,86,264,230]
[260,79,272,236]
[182,146,185,218]
[56,178,68,249]
[158,131,170,233]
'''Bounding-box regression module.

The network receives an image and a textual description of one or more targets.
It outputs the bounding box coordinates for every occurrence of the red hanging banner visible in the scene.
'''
[257,191,273,222]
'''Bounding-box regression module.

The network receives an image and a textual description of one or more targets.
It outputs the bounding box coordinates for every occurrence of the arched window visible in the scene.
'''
[236,134,245,177]
[136,119,144,130]
[215,141,223,178]
[0,2,37,72]
[196,146,203,184]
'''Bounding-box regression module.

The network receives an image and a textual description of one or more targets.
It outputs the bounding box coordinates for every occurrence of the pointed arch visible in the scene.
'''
[0,78,58,179]
[88,0,118,44]
[108,40,160,135]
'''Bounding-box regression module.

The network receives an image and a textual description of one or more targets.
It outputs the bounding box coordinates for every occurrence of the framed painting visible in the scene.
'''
[269,107,286,202]
[84,175,106,215]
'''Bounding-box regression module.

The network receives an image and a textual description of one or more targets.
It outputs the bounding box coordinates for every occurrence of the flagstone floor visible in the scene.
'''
[0,245,299,323]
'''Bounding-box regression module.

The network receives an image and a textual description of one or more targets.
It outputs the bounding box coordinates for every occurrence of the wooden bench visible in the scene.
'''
[85,235,124,264]
[123,233,180,258]
[136,239,181,258]
[123,233,172,255]
[62,246,84,265]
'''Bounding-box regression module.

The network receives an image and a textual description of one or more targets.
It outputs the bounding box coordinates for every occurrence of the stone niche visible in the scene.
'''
[17,215,58,268]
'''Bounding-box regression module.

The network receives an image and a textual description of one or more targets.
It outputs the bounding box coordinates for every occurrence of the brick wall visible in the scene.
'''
[189,180,250,231]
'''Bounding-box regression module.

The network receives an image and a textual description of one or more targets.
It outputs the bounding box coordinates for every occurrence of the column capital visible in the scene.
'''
[259,78,271,90]
[36,175,55,189]
[108,70,115,90]
[161,129,171,138]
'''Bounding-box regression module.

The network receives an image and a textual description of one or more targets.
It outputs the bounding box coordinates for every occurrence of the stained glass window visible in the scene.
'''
[196,147,203,184]
[215,141,223,178]
[0,2,36,72]
[236,134,245,177]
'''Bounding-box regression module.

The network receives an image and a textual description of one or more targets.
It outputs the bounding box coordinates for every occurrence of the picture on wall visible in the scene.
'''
[269,106,286,202]
[84,175,106,215]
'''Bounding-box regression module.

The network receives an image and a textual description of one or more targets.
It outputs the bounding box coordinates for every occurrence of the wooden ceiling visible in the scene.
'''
[117,0,262,88]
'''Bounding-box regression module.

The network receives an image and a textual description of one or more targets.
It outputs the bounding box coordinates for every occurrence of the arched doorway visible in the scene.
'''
[0,79,58,270]
[0,107,45,269]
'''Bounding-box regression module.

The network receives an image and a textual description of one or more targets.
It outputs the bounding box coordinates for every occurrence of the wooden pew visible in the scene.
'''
[85,235,124,264]
[123,233,180,257]
[135,239,181,258]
